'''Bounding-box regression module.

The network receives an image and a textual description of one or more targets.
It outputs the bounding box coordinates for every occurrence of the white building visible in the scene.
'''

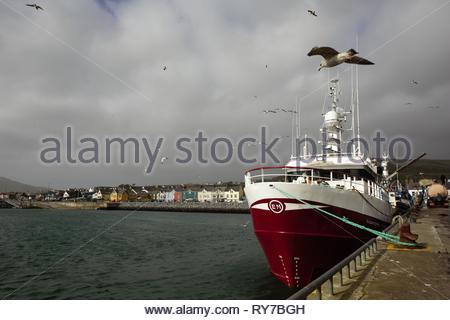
[92,190,103,200]
[198,188,220,203]
[216,188,227,202]
[165,190,175,203]
[157,191,166,202]
[224,188,241,203]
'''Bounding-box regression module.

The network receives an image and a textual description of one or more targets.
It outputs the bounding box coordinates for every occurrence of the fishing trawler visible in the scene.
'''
[244,76,394,287]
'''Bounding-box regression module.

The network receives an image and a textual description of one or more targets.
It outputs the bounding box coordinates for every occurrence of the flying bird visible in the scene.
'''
[410,80,419,85]
[307,47,374,71]
[263,110,277,114]
[26,3,43,10]
[274,108,296,113]
[307,10,317,17]
[161,157,169,164]
[163,66,167,71]
[404,102,413,106]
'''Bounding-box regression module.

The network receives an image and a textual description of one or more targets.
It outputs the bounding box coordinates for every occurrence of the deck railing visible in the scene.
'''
[245,166,388,202]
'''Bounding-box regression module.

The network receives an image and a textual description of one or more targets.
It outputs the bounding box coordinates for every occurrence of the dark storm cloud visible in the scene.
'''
[0,0,449,188]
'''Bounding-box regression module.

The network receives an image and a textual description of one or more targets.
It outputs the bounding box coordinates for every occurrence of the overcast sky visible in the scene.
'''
[0,0,449,188]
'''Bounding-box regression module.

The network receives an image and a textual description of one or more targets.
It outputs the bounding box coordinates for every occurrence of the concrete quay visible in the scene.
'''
[346,206,449,299]
[299,206,450,300]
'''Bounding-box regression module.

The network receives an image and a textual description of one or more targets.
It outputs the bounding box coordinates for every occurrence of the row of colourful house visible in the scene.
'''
[1,183,246,204]
[96,185,245,203]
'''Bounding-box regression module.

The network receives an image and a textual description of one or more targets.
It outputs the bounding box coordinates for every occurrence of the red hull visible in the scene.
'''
[251,198,389,287]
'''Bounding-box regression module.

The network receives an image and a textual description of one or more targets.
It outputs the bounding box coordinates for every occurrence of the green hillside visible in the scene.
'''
[391,159,450,182]
[0,177,45,193]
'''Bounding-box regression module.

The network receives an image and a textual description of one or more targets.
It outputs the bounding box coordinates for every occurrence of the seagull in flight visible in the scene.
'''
[160,157,169,164]
[263,110,277,114]
[163,66,167,71]
[410,80,419,85]
[307,10,318,17]
[274,108,297,113]
[307,47,374,71]
[404,102,413,106]
[26,3,44,10]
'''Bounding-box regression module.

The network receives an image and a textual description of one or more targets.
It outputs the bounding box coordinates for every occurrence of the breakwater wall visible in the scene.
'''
[31,201,249,213]
[104,201,249,214]
[33,201,107,210]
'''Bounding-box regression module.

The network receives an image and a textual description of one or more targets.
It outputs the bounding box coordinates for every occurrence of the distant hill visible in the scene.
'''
[0,177,45,193]
[390,159,450,181]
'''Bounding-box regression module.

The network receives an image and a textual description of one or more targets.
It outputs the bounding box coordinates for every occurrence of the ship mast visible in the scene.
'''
[290,97,300,160]
[322,79,344,158]
[356,65,361,156]
[355,35,362,157]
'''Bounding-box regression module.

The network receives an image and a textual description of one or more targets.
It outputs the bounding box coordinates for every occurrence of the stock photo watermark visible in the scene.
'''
[39,126,413,174]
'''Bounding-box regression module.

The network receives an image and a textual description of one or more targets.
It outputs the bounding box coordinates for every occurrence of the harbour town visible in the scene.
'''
[0,182,247,211]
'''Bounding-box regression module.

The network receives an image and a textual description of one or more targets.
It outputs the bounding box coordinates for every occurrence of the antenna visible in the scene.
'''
[351,65,356,156]
[291,100,295,158]
[356,34,361,156]
[297,97,300,144]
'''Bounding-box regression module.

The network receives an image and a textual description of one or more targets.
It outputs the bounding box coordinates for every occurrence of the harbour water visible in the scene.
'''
[0,209,296,299]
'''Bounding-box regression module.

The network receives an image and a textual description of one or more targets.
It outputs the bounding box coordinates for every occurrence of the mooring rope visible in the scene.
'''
[270,185,418,247]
